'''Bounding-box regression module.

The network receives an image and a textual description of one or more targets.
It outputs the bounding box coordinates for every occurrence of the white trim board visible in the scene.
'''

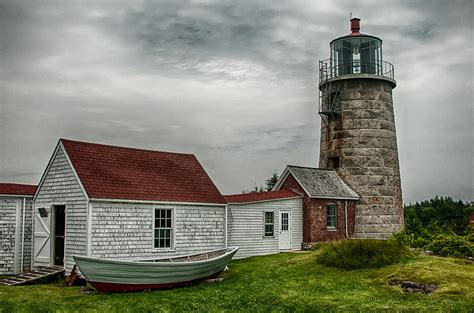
[226,196,302,205]
[0,194,34,198]
[34,140,89,202]
[272,166,359,200]
[89,198,227,207]
[59,141,90,201]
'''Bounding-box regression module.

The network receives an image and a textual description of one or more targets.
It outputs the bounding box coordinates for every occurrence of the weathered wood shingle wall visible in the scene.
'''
[227,198,303,259]
[90,202,226,259]
[34,146,88,272]
[0,197,18,274]
[0,196,33,274]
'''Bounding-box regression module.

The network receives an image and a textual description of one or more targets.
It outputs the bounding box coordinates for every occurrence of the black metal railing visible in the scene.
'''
[319,59,394,83]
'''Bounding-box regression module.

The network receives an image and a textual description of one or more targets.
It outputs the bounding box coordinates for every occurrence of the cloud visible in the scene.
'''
[0,0,472,203]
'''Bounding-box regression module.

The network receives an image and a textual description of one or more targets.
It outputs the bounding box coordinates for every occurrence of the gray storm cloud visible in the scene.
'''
[0,0,472,203]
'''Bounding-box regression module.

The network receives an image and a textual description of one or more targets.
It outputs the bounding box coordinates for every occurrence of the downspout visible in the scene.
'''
[20,197,26,274]
[344,200,350,239]
[224,205,228,249]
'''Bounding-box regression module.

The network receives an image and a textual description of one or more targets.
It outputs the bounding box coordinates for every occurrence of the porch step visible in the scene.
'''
[0,266,65,286]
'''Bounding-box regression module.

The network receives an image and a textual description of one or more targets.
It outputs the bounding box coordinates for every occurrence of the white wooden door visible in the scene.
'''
[279,211,291,250]
[34,206,51,266]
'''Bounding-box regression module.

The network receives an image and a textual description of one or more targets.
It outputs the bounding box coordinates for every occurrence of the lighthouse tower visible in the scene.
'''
[318,18,403,239]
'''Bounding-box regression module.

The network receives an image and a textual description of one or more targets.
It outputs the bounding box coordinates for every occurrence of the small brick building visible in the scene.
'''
[273,165,359,243]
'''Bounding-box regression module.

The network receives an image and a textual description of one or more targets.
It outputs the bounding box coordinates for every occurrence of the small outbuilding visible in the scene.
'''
[0,183,37,275]
[225,190,303,258]
[33,139,227,274]
[273,165,360,243]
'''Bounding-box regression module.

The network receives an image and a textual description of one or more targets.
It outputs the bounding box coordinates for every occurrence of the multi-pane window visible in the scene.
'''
[154,209,172,248]
[281,213,289,231]
[327,204,337,229]
[264,212,275,237]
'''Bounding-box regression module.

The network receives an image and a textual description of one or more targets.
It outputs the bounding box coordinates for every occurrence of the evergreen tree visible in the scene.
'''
[265,171,279,191]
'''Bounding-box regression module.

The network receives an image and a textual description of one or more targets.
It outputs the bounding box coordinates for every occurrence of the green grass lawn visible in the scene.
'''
[0,251,472,312]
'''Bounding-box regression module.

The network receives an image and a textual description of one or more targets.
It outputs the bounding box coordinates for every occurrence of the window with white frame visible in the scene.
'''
[327,203,337,229]
[264,211,275,237]
[154,208,173,248]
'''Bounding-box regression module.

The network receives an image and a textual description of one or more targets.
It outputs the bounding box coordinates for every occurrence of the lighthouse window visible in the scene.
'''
[331,36,382,76]
[327,204,337,229]
[328,157,340,169]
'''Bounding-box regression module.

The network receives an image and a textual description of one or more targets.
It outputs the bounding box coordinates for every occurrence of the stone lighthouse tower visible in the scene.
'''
[318,18,403,239]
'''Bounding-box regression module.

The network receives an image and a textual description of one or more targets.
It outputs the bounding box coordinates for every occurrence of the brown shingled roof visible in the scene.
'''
[224,189,301,204]
[274,165,360,200]
[0,183,37,196]
[60,139,226,204]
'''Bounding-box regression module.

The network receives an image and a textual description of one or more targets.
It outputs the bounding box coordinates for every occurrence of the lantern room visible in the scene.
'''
[319,18,394,83]
[330,18,382,75]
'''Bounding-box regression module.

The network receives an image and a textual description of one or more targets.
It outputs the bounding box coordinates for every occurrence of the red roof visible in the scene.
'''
[60,139,226,204]
[224,189,301,204]
[0,183,37,196]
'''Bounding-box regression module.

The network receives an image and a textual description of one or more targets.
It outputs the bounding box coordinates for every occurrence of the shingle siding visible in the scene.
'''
[0,197,18,274]
[227,198,303,259]
[34,146,88,273]
[0,196,33,274]
[90,202,226,259]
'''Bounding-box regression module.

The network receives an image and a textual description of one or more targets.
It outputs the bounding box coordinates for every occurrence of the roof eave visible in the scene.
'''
[0,194,34,198]
[89,197,227,207]
[308,195,360,201]
[330,33,382,45]
[226,195,303,205]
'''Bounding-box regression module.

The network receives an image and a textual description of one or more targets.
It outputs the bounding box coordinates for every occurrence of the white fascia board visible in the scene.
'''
[334,175,360,199]
[89,198,227,207]
[271,166,290,191]
[309,195,360,200]
[272,166,359,201]
[284,168,313,198]
[272,166,313,198]
[226,196,303,205]
[33,141,61,201]
[0,194,34,198]
[59,141,90,202]
[86,202,92,256]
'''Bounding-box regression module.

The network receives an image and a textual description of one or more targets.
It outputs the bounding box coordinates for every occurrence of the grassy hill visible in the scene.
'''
[0,251,472,312]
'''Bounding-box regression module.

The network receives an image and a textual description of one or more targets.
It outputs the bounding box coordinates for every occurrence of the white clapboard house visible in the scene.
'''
[224,190,303,259]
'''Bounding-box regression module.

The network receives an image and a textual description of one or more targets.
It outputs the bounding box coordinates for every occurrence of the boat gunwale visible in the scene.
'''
[73,247,239,266]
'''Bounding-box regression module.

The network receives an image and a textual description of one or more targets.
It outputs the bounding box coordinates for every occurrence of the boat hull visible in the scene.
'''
[73,247,238,292]
[89,270,224,292]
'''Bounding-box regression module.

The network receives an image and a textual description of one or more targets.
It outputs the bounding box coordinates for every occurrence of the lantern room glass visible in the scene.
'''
[330,36,382,76]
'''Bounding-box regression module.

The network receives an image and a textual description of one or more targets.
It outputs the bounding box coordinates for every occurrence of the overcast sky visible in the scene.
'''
[0,0,472,203]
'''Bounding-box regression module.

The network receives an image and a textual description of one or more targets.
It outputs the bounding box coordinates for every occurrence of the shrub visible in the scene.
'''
[316,239,412,270]
[391,231,430,248]
[427,234,473,258]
